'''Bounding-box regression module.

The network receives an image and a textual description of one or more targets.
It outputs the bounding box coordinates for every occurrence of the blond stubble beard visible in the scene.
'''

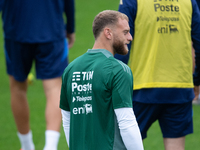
[113,36,128,55]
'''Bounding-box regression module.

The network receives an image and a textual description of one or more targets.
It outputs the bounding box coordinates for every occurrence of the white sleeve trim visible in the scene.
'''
[114,108,144,150]
[61,109,70,147]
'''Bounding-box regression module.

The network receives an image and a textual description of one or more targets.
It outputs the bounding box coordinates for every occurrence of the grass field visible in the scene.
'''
[0,0,200,149]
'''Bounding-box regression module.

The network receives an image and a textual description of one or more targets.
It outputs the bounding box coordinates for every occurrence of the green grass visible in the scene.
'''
[0,1,200,149]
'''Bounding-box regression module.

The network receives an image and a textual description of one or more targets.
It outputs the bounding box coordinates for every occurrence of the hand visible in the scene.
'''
[193,86,199,100]
[66,32,75,49]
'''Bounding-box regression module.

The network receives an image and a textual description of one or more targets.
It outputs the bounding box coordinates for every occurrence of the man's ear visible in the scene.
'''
[104,28,112,40]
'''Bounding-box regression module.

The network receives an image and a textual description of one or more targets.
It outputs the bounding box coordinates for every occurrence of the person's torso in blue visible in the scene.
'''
[197,0,200,9]
[117,0,200,104]
[1,0,75,43]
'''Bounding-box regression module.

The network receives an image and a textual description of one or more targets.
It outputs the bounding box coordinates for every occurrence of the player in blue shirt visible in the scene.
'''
[1,0,75,150]
[192,0,200,105]
[116,0,200,149]
[197,0,200,9]
[0,0,3,11]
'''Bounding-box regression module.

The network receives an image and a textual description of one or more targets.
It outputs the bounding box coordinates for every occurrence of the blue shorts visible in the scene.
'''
[132,101,193,139]
[4,39,68,82]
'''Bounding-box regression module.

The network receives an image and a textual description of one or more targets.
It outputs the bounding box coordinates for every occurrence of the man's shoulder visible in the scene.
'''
[63,54,85,74]
[119,0,137,8]
[110,58,132,76]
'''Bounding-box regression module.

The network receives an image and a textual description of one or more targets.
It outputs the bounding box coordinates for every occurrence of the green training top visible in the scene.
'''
[60,49,133,150]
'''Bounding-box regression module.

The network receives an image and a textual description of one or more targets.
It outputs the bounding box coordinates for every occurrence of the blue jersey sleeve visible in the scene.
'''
[64,0,75,34]
[192,0,200,85]
[0,0,4,12]
[196,0,200,9]
[114,0,137,64]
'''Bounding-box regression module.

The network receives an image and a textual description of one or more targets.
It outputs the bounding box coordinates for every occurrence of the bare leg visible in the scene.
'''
[42,77,62,150]
[9,75,30,134]
[42,77,62,131]
[164,137,185,150]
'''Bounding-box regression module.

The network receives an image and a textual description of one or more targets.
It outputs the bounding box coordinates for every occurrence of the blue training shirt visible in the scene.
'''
[197,0,200,9]
[1,0,75,43]
[116,0,200,104]
[0,0,4,12]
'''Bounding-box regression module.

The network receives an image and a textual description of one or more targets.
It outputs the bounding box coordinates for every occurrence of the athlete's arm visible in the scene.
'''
[114,108,144,150]
[0,0,4,12]
[192,0,200,87]
[61,109,70,146]
[64,0,75,34]
[115,0,137,64]
[64,0,75,48]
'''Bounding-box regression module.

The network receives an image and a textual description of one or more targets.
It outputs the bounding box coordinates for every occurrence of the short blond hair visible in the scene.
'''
[92,10,129,39]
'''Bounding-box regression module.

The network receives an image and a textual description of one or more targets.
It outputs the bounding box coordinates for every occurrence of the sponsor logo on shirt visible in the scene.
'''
[72,71,94,94]
[153,0,180,34]
[72,96,92,102]
[158,24,179,34]
[72,82,92,92]
[157,16,179,22]
[71,71,94,115]
[154,3,179,13]
[73,104,93,115]
[72,72,81,81]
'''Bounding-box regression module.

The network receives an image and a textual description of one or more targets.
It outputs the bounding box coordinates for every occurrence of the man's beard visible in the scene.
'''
[113,37,128,55]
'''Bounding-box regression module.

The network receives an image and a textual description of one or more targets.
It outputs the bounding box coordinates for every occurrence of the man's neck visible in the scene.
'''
[92,41,114,55]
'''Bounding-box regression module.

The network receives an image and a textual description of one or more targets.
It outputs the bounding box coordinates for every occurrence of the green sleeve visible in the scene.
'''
[60,73,70,111]
[112,63,133,109]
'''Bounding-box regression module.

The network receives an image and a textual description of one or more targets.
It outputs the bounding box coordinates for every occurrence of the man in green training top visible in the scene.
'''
[60,10,144,150]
